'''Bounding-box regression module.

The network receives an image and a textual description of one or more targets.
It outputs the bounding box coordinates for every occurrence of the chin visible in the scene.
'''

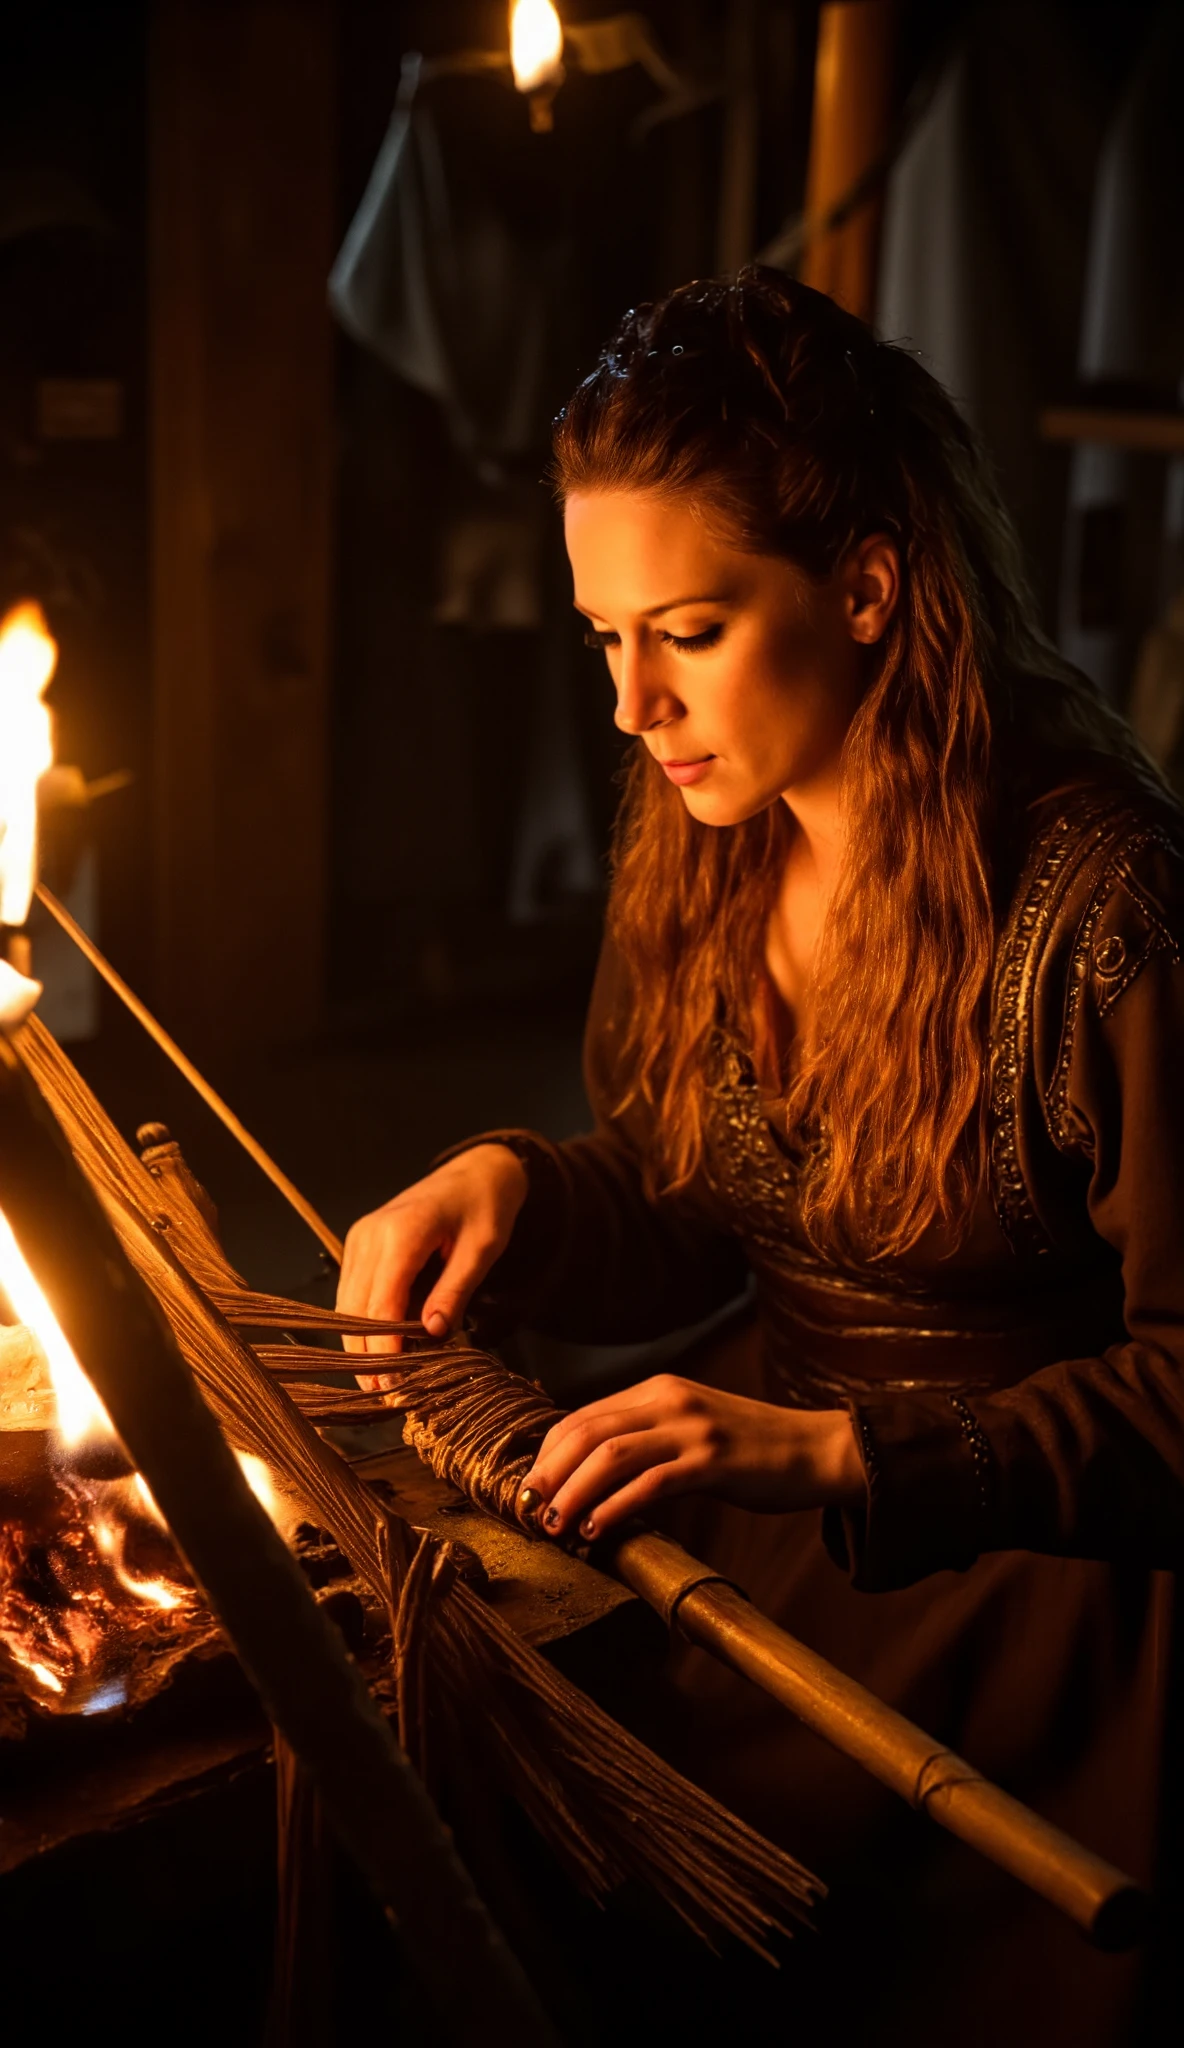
[678,783,779,830]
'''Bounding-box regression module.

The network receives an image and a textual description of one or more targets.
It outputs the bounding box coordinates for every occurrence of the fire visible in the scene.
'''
[510,0,563,93]
[0,600,57,929]
[0,1202,117,1453]
[93,1495,185,1612]
[0,1205,293,1715]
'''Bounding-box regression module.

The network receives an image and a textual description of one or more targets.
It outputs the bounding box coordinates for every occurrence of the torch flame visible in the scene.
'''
[510,0,563,92]
[0,602,57,929]
[0,1203,116,1450]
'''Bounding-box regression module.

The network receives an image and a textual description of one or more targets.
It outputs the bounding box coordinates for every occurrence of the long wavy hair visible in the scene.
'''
[551,269,1145,1265]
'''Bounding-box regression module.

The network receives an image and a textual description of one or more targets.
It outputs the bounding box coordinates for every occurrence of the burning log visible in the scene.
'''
[0,1228,210,1716]
[0,1321,55,1498]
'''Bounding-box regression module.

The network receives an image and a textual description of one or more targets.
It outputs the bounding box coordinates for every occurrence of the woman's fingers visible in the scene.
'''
[420,1219,502,1338]
[338,1223,381,1358]
[524,1377,697,1504]
[337,1204,444,1360]
[567,1455,695,1542]
[526,1402,659,1510]
[537,1426,688,1539]
[338,1149,528,1364]
[533,1380,664,1460]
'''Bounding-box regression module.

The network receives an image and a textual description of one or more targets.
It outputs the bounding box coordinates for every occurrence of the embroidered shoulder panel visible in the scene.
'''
[989,789,1181,1258]
[1044,826,1182,1151]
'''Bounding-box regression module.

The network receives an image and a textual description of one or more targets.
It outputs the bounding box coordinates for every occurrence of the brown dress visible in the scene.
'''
[463,775,1184,2046]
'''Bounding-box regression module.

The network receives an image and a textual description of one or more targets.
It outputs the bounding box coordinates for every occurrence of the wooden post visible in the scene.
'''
[149,0,335,1051]
[801,0,897,322]
[715,0,760,271]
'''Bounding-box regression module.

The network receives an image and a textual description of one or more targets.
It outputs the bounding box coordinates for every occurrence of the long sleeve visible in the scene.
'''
[455,939,749,1344]
[830,825,1184,1591]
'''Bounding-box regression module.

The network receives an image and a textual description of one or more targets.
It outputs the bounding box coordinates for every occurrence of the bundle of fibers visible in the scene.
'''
[14,1016,824,1956]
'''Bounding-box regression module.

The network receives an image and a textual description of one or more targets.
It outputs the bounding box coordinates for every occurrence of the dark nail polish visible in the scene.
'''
[581,1518,596,1539]
[544,1507,560,1529]
[519,1485,541,1511]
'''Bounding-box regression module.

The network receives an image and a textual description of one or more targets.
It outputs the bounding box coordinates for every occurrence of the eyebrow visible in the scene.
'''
[574,592,733,621]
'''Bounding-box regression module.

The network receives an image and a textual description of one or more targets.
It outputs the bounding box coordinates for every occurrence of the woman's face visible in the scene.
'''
[564,489,898,829]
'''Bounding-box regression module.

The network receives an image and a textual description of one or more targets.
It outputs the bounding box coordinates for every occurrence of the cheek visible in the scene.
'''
[726,618,854,756]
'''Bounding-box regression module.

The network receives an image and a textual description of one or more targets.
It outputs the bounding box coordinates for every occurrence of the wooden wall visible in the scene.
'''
[149,0,335,1051]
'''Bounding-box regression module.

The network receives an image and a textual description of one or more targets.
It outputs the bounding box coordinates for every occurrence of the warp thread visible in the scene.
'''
[383,1349,559,1527]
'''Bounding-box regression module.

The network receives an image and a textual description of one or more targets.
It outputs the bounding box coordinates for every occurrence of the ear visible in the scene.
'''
[841,533,900,646]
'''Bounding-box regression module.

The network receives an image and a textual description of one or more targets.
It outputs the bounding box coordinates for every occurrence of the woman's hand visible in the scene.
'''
[337,1144,529,1379]
[521,1374,864,1543]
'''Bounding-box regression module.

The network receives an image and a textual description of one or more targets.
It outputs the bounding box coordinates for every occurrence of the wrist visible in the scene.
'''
[457,1142,529,1205]
[786,1408,864,1509]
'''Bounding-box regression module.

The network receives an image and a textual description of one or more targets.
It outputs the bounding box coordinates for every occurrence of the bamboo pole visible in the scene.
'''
[0,1036,557,2048]
[609,1529,1149,1952]
[34,884,344,1262]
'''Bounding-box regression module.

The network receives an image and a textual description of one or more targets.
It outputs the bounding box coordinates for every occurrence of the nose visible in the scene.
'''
[613,638,682,736]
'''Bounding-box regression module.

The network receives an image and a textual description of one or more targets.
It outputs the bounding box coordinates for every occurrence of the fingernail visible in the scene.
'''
[424,1310,448,1338]
[544,1507,560,1529]
[519,1485,542,1511]
[581,1517,596,1539]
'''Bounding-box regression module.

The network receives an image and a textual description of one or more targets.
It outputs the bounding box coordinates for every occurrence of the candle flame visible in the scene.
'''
[510,0,563,92]
[0,602,57,928]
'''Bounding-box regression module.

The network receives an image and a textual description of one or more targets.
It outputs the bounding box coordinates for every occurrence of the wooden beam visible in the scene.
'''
[1040,408,1184,455]
[801,0,897,323]
[149,0,335,1051]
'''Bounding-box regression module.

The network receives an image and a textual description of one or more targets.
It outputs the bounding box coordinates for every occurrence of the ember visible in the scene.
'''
[0,1203,285,1716]
[0,1468,210,1716]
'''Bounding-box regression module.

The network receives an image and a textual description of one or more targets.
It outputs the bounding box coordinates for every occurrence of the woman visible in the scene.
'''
[340,271,1183,2043]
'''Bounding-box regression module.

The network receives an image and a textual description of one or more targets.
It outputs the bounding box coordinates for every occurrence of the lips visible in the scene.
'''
[657,755,716,787]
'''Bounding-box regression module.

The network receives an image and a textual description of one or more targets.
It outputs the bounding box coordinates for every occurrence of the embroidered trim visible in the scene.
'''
[1090,851,1184,1018]
[705,1033,798,1251]
[1044,825,1177,1143]
[1114,850,1183,955]
[948,1393,994,1522]
[988,793,1129,1261]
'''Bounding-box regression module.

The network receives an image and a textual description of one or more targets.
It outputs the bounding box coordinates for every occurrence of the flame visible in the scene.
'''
[93,1502,184,1611]
[510,0,563,92]
[0,601,57,928]
[0,1204,117,1450]
[25,1657,65,1696]
[237,1448,278,1516]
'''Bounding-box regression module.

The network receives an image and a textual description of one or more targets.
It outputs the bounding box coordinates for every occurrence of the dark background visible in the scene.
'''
[0,0,1178,1299]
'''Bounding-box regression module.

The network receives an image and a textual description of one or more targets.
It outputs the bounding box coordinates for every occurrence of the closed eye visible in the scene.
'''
[582,623,723,654]
[658,624,722,653]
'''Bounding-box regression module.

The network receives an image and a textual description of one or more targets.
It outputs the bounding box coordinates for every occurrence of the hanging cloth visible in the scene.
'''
[329,54,557,469]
